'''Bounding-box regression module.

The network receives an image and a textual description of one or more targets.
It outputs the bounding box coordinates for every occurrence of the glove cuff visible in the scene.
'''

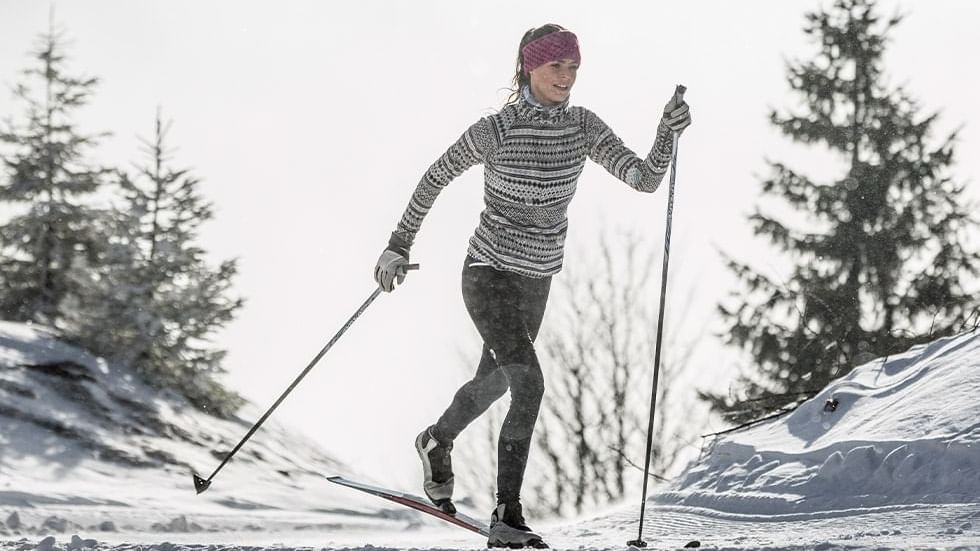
[387,231,412,259]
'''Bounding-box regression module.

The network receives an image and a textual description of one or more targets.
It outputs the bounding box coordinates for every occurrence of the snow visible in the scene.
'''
[2,321,979,550]
[660,331,980,514]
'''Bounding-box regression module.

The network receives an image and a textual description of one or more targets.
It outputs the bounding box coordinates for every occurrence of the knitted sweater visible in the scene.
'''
[394,88,674,278]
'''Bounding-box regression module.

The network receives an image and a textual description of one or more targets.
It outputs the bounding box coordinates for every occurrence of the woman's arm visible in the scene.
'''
[375,117,498,292]
[584,109,675,194]
[393,117,497,247]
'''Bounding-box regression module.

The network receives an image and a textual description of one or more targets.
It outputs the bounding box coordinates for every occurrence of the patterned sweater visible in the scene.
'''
[394,87,674,278]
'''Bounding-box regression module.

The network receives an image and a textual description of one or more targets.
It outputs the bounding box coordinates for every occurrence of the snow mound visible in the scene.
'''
[659,329,980,515]
[0,321,415,536]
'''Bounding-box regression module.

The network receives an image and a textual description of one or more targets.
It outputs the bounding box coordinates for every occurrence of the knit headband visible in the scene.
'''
[521,30,581,74]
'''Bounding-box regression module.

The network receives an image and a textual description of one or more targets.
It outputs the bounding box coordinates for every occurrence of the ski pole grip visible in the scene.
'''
[674,84,686,103]
[399,263,420,274]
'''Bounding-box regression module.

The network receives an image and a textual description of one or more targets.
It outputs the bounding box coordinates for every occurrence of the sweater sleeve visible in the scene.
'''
[584,108,674,193]
[393,116,497,247]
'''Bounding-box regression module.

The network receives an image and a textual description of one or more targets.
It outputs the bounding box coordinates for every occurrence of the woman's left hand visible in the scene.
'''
[662,94,691,134]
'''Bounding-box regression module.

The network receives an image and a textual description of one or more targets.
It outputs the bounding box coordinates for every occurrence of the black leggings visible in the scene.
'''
[432,255,552,504]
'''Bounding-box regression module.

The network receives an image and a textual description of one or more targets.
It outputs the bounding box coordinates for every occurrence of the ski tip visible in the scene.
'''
[192,473,211,494]
[683,541,701,549]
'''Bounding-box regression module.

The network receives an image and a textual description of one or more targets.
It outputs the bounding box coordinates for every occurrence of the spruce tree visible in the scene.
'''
[67,110,244,417]
[0,24,110,325]
[705,0,980,423]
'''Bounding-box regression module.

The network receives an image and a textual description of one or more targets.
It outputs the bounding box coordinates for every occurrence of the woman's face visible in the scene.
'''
[528,58,579,106]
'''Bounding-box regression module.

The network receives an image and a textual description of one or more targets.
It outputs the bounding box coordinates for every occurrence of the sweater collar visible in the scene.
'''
[517,85,569,122]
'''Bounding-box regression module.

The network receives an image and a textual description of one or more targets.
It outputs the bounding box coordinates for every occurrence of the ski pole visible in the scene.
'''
[628,85,685,548]
[193,263,419,494]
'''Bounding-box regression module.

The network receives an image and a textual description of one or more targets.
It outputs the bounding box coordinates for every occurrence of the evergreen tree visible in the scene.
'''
[67,110,244,417]
[0,24,111,325]
[705,0,980,423]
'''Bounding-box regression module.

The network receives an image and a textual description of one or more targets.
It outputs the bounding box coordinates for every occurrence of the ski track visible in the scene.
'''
[573,502,980,550]
[2,503,979,551]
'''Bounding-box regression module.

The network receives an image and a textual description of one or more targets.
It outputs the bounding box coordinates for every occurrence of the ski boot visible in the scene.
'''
[487,501,548,548]
[415,426,456,514]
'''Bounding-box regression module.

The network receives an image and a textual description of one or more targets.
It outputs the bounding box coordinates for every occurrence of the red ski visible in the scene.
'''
[326,475,490,537]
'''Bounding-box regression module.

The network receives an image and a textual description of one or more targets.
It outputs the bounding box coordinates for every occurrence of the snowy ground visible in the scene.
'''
[2,322,979,550]
[1,501,978,550]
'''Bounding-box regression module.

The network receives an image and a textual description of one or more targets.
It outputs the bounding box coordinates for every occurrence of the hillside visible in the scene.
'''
[0,321,418,539]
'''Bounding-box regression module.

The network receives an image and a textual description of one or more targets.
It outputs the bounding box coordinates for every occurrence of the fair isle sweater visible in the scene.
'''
[393,87,675,278]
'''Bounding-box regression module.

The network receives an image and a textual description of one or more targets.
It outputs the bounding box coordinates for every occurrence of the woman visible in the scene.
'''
[373,24,691,548]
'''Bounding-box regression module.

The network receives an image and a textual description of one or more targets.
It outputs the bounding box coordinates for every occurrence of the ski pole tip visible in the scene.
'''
[193,473,211,494]
[627,540,647,549]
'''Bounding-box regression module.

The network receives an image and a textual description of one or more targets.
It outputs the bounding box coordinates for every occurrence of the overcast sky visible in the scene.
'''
[2,1,978,492]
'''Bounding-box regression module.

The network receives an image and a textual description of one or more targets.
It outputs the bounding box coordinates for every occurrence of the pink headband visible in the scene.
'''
[521,30,581,74]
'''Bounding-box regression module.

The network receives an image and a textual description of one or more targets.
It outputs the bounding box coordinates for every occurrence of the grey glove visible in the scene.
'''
[374,232,413,292]
[374,250,409,292]
[662,94,692,134]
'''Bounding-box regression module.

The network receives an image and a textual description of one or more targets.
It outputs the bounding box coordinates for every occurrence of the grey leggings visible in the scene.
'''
[432,255,552,504]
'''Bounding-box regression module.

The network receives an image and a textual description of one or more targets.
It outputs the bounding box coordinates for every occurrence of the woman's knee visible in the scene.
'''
[491,334,537,368]
[501,362,545,403]
[462,369,509,406]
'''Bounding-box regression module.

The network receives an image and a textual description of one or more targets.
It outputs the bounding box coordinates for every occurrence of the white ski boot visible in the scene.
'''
[415,426,456,514]
[487,502,548,549]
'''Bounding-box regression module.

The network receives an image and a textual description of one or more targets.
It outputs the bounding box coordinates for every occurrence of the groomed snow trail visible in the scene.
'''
[559,502,980,549]
[1,502,978,551]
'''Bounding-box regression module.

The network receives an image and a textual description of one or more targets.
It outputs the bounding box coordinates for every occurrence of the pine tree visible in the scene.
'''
[0,23,111,325]
[67,110,244,417]
[705,0,980,423]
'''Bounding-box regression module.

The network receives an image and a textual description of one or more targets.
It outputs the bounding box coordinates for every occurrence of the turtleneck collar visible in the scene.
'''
[517,85,569,123]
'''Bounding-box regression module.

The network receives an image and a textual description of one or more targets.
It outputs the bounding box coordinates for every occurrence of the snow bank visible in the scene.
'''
[0,321,418,537]
[658,329,980,514]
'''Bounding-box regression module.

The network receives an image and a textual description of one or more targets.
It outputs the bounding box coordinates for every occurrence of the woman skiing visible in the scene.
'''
[373,24,691,548]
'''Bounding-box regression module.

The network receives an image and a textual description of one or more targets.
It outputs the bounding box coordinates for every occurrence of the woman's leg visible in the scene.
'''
[430,257,551,506]
[431,343,508,442]
[431,258,515,442]
[440,258,551,505]
[490,274,550,506]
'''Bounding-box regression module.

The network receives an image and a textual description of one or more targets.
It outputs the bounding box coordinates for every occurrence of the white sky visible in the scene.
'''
[1,0,978,490]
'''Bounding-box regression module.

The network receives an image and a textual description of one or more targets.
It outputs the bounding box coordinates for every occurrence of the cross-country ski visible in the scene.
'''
[325,475,490,537]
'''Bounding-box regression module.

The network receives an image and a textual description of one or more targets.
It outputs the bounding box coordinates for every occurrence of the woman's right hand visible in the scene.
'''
[374,249,410,292]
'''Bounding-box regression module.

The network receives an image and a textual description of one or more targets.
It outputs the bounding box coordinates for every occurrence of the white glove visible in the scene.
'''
[374,250,409,292]
[662,94,691,134]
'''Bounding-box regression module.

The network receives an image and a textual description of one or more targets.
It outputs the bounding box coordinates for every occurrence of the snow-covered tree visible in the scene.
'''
[67,110,243,417]
[0,24,111,325]
[705,0,980,423]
